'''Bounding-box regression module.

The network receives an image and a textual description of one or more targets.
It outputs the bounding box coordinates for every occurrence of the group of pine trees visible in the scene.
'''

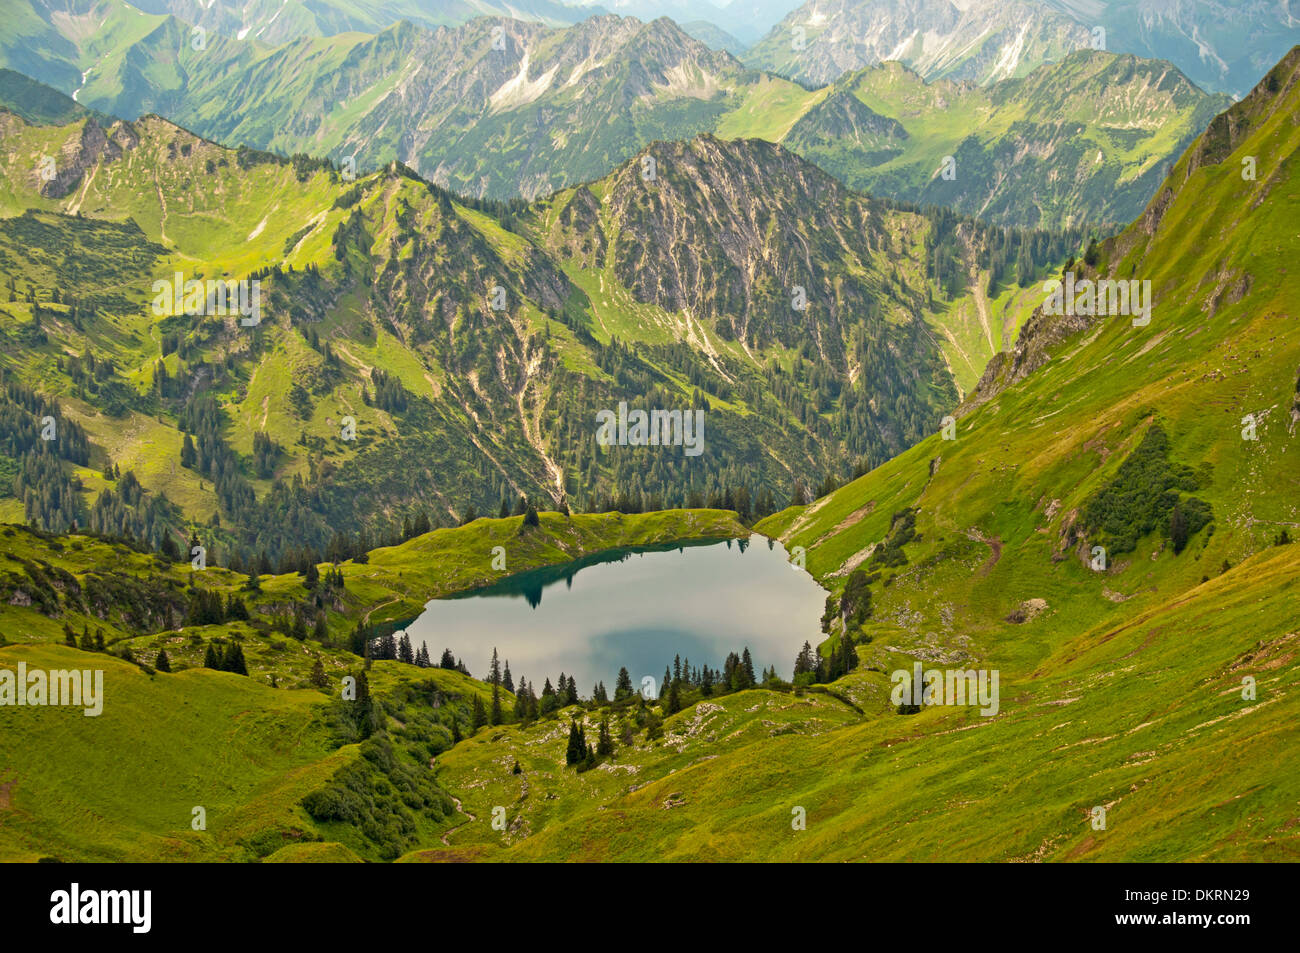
[203,639,249,676]
[564,716,616,771]
[187,586,249,626]
[367,630,435,667]
[1,375,92,532]
[792,632,859,685]
[61,622,106,653]
[495,495,543,527]
[178,392,256,523]
[439,639,861,734]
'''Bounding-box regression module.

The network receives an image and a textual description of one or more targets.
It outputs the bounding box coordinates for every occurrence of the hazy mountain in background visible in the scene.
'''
[679,20,747,54]
[1041,0,1300,96]
[777,50,1231,228]
[0,6,754,200]
[576,0,805,44]
[745,0,1300,96]
[129,0,604,42]
[745,0,1094,87]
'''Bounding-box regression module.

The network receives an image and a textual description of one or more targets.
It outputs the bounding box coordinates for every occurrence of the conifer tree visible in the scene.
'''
[513,676,531,722]
[566,719,584,766]
[155,648,171,672]
[540,677,556,714]
[596,717,615,758]
[222,641,248,676]
[667,678,681,715]
[614,666,633,701]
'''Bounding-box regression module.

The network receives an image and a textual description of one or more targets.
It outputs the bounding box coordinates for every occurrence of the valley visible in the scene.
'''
[0,1,1296,874]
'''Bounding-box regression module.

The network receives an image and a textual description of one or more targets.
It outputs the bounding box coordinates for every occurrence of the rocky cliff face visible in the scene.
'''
[590,135,902,363]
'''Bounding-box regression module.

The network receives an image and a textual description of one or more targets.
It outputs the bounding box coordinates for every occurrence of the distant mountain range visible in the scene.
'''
[0,3,1230,231]
[777,50,1231,228]
[129,0,604,42]
[744,0,1300,96]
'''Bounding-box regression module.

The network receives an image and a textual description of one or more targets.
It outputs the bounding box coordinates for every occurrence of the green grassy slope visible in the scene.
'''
[0,641,344,862]
[409,543,1299,861]
[0,508,749,861]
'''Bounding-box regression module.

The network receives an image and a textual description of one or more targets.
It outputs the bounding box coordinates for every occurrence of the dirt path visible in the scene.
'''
[362,598,399,626]
[966,529,1003,576]
[809,499,875,550]
[971,273,996,354]
[781,493,833,541]
[332,342,373,379]
[440,795,477,846]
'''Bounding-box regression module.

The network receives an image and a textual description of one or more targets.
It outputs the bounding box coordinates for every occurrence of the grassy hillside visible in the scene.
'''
[0,507,749,861]
[0,641,345,862]
[408,542,1299,861]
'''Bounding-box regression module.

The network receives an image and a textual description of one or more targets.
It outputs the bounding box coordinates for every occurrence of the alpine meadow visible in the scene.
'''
[0,0,1296,912]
